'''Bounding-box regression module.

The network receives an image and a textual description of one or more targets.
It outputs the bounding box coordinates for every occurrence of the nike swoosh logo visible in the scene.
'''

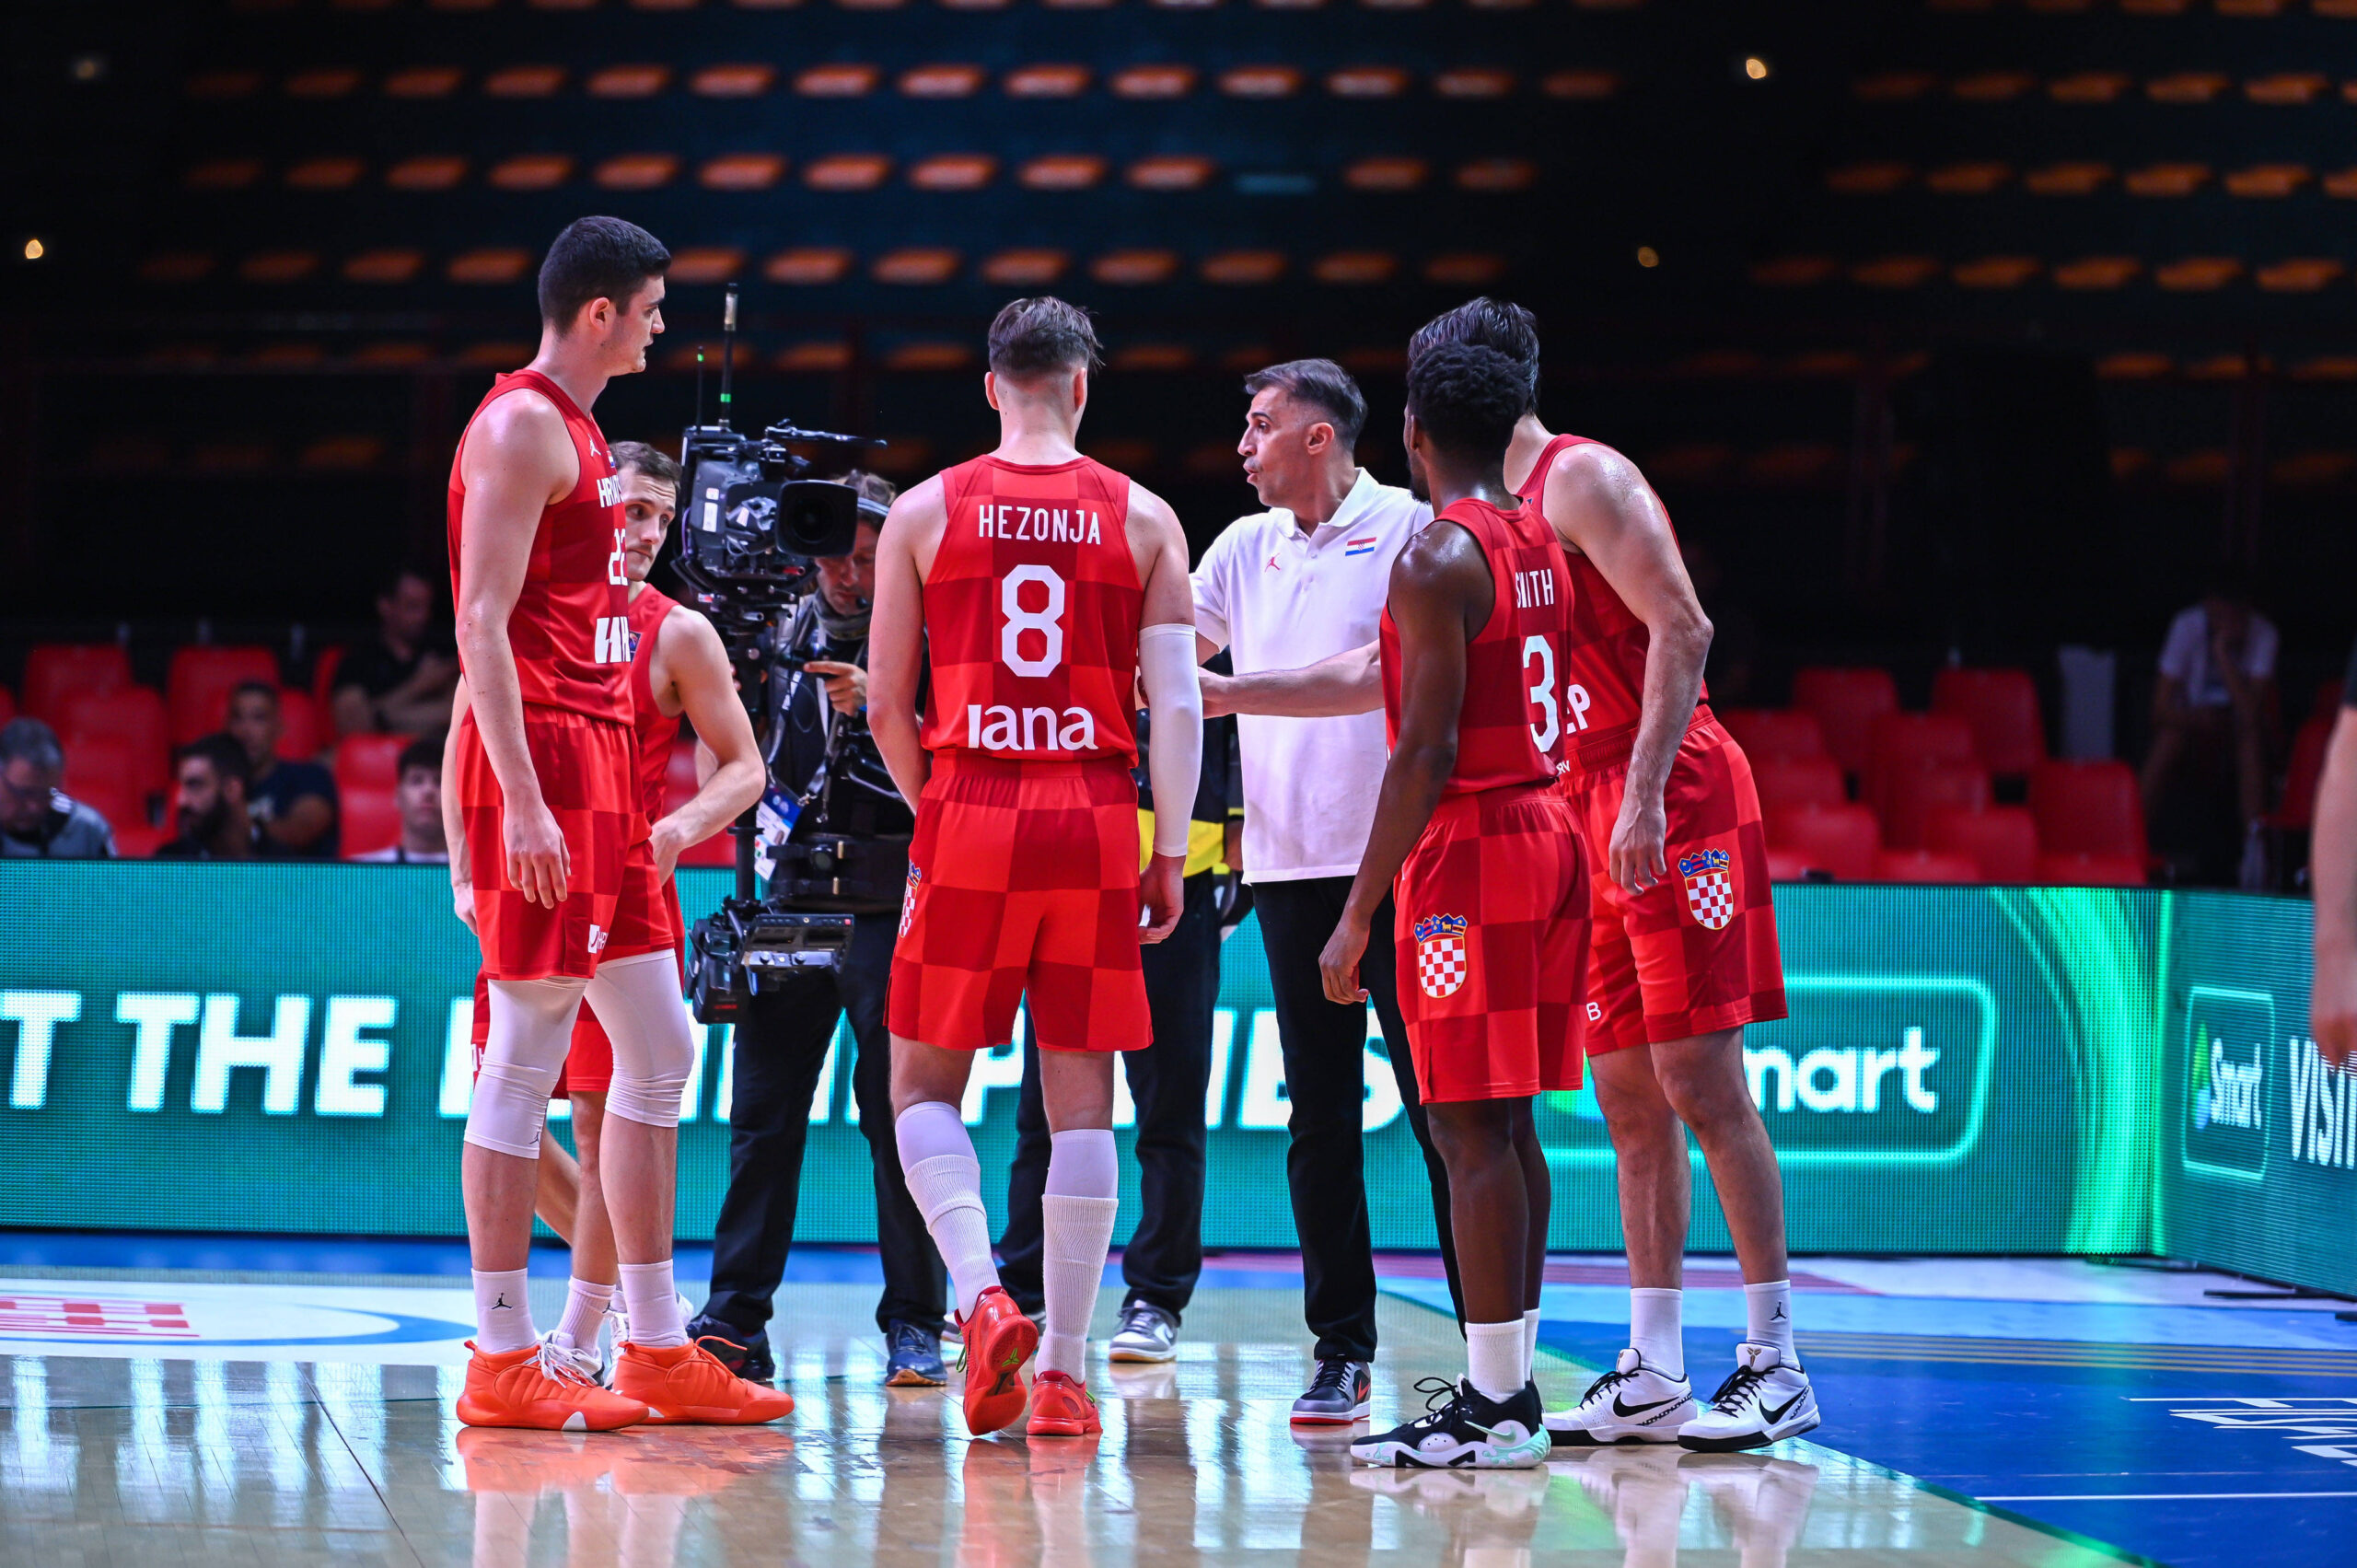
[1613,1394,1681,1419]
[1762,1392,1806,1424]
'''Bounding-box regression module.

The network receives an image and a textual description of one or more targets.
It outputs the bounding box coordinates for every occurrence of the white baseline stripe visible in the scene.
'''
[1977,1492,2357,1502]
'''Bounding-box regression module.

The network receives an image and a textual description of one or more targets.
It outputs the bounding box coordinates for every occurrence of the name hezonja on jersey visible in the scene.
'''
[975,505,1106,544]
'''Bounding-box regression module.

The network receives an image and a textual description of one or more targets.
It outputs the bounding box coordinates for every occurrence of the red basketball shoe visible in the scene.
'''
[1026,1369,1102,1437]
[956,1286,1039,1435]
[455,1341,648,1432]
[611,1339,797,1425]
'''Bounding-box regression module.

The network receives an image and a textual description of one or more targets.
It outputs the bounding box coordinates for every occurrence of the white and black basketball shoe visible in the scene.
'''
[1544,1348,1697,1445]
[1677,1342,1820,1452]
[1350,1378,1552,1469]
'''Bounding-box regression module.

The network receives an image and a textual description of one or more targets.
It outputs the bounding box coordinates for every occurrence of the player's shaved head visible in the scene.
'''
[1411,298,1541,413]
[1405,344,1528,461]
[539,216,671,333]
[986,296,1102,383]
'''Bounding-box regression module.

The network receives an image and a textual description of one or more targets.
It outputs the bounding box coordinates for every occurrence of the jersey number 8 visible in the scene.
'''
[1001,564,1067,678]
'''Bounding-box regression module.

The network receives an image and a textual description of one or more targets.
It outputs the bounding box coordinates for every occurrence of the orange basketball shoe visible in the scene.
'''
[957,1286,1039,1435]
[456,1341,649,1432]
[1025,1370,1102,1437]
[610,1339,797,1425]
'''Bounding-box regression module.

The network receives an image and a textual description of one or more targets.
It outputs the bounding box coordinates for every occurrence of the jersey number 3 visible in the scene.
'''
[1523,633,1560,752]
[1001,564,1067,678]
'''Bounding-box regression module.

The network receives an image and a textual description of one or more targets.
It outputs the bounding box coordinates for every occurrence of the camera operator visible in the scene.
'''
[690,473,950,1388]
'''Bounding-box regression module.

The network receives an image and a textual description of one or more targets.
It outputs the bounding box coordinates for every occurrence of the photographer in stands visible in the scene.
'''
[155,735,258,861]
[227,681,339,858]
[690,475,948,1388]
[0,718,116,858]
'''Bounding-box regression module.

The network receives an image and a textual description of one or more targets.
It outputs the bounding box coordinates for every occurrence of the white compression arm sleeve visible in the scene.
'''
[1138,622,1204,859]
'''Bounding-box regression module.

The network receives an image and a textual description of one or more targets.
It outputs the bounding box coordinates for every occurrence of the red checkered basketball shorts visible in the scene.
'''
[455,706,669,983]
[467,880,684,1098]
[1392,780,1591,1104]
[1561,716,1788,1054]
[887,753,1151,1053]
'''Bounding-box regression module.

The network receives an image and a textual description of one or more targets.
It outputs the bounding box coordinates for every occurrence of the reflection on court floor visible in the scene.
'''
[0,1279,2132,1568]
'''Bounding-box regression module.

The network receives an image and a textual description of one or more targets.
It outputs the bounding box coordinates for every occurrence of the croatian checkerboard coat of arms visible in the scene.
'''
[1681,848,1735,931]
[1414,913,1470,999]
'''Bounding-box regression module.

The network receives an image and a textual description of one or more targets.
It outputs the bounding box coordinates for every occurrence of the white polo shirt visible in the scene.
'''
[1192,469,1430,883]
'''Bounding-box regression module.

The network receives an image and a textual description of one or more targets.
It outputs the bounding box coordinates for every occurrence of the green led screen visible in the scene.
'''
[0,865,2347,1293]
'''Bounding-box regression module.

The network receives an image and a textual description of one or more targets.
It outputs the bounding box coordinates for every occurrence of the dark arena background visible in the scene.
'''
[5,2,2357,1565]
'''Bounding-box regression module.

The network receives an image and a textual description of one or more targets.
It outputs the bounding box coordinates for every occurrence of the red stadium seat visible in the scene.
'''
[1880,762,1991,849]
[679,830,736,867]
[1925,805,2040,884]
[167,645,279,745]
[276,688,325,761]
[1720,707,1827,762]
[1865,712,1979,811]
[341,785,401,857]
[61,737,147,830]
[1873,847,1980,884]
[334,733,409,795]
[113,819,168,858]
[1766,803,1880,881]
[2037,850,2146,887]
[25,643,132,723]
[311,645,347,709]
[2272,714,2334,831]
[1791,668,1898,776]
[2029,759,2147,860]
[666,739,701,814]
[59,686,171,798]
[1933,667,2046,775]
[0,684,13,725]
[1765,846,1815,880]
[1752,755,1847,812]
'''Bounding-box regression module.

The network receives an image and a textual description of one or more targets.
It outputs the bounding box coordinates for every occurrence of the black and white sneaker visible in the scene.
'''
[1292,1357,1373,1424]
[1544,1348,1696,1445]
[1677,1342,1819,1452]
[1109,1302,1179,1364]
[1350,1378,1551,1469]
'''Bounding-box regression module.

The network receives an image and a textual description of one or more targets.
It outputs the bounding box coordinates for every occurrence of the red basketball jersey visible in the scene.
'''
[447,369,632,723]
[919,454,1144,764]
[625,586,682,821]
[1381,496,1573,796]
[1515,433,1710,777]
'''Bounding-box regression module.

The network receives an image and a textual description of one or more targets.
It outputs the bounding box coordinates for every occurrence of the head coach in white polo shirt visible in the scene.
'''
[1190,358,1466,1423]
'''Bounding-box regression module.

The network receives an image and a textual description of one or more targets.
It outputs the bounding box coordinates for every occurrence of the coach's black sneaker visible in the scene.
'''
[1291,1357,1373,1424]
[883,1320,948,1387]
[1677,1343,1819,1453]
[1351,1377,1551,1469]
[682,1314,775,1385]
[1545,1349,1696,1445]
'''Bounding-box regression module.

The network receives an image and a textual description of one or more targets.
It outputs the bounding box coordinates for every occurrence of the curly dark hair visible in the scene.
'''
[1409,298,1541,413]
[1404,343,1529,461]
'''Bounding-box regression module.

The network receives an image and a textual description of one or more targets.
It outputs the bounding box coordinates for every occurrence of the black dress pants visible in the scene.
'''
[702,910,947,1337]
[1249,876,1467,1362]
[999,871,1221,1320]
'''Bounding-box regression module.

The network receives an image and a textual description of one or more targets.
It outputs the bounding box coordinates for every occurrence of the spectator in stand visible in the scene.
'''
[349,738,447,864]
[2142,577,2281,885]
[0,718,116,858]
[156,734,257,861]
[331,566,460,738]
[226,681,339,858]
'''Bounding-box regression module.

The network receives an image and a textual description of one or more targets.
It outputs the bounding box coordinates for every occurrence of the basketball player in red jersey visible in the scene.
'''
[446,216,787,1431]
[867,297,1203,1440]
[1410,299,1813,1453]
[1329,343,1583,1469]
[447,441,766,1384]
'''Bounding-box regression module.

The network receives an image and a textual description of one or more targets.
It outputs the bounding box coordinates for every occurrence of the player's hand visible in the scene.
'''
[648,815,689,885]
[450,876,477,934]
[1140,852,1185,943]
[804,659,867,715]
[504,795,570,907]
[1609,792,1670,896]
[1319,913,1372,1006]
[1198,671,1237,720]
[2316,941,2357,1070]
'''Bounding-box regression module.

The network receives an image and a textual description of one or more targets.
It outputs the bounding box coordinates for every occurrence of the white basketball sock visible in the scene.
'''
[1466,1319,1526,1403]
[1745,1280,1795,1361]
[619,1260,687,1348]
[472,1268,535,1353]
[1631,1286,1683,1377]
[1039,1129,1119,1378]
[897,1102,1000,1318]
[555,1277,612,1350]
[1522,1307,1541,1382]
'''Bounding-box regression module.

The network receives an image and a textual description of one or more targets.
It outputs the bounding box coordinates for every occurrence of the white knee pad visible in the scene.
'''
[585,950,698,1129]
[465,977,586,1157]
